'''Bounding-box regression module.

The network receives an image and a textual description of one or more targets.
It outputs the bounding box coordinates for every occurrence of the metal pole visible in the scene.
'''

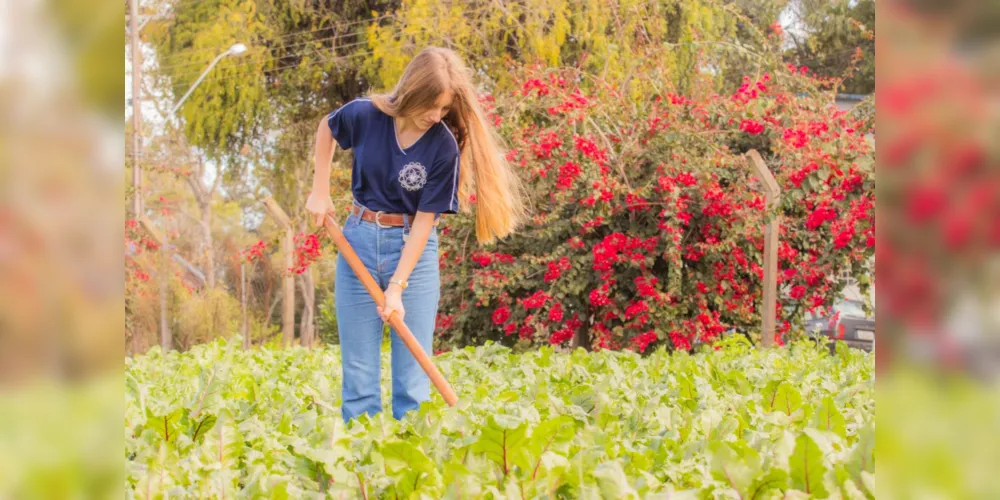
[170,51,229,117]
[129,0,142,217]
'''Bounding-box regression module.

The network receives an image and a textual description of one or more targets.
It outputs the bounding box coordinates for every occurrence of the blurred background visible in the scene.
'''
[0,0,996,496]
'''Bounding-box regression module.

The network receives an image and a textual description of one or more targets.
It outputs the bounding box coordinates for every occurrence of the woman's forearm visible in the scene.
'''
[390,211,436,290]
[312,118,336,194]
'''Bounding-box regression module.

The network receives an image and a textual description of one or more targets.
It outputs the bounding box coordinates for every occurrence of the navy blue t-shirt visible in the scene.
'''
[327,98,461,215]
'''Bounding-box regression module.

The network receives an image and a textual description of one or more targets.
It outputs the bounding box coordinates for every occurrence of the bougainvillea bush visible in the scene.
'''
[434,62,875,353]
[125,336,875,498]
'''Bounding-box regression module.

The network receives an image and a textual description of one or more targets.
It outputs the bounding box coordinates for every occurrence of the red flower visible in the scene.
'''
[624,300,650,320]
[834,229,854,249]
[790,285,807,300]
[544,257,572,282]
[731,75,769,104]
[783,128,809,149]
[471,252,493,267]
[676,172,697,187]
[495,253,516,264]
[634,276,659,298]
[581,216,605,232]
[550,328,574,345]
[633,331,658,353]
[492,306,511,325]
[436,314,454,330]
[573,136,608,165]
[669,331,692,351]
[739,119,765,135]
[523,290,552,309]
[518,324,535,340]
[566,313,583,330]
[522,78,550,96]
[547,89,592,116]
[240,240,266,263]
[789,162,819,188]
[290,233,321,274]
[656,175,676,192]
[548,302,565,322]
[531,131,563,159]
[944,209,975,250]
[807,121,829,136]
[806,205,837,230]
[556,161,582,190]
[906,186,946,223]
[589,287,612,308]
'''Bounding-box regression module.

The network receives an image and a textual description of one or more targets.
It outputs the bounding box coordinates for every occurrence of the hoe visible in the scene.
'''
[322,213,459,407]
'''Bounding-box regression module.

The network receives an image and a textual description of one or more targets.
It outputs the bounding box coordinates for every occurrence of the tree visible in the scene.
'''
[783,0,874,95]
[362,0,744,96]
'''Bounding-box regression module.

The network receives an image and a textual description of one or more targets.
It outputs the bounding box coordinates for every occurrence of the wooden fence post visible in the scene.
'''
[263,197,295,348]
[139,216,173,350]
[241,262,249,349]
[283,226,295,347]
[745,150,782,348]
[158,221,172,351]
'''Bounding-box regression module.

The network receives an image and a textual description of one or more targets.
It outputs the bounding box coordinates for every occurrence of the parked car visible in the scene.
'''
[805,299,875,352]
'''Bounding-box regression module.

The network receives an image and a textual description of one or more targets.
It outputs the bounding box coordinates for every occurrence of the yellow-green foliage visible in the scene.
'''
[174,285,242,350]
[127,275,243,353]
[363,0,740,96]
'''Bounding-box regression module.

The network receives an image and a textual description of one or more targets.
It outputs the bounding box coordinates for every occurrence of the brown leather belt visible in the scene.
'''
[350,205,439,227]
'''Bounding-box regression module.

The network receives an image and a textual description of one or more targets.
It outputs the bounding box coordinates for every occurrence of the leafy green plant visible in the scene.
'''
[126,336,874,498]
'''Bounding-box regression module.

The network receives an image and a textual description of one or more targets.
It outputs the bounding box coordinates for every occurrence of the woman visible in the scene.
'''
[305,47,526,423]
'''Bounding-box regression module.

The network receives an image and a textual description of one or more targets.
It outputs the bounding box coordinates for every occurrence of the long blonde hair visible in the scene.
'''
[369,47,527,244]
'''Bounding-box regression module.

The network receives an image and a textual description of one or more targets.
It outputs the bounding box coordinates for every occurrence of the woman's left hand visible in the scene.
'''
[378,288,405,323]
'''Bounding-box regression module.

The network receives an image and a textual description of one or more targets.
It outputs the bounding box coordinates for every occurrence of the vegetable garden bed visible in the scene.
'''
[126,337,874,498]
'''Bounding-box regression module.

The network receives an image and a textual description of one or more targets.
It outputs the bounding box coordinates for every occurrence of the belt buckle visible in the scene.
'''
[373,211,390,228]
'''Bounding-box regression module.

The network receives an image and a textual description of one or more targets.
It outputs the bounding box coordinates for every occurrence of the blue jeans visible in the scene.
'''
[335,203,441,423]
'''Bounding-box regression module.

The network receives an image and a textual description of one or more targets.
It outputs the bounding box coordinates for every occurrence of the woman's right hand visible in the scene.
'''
[304,190,336,228]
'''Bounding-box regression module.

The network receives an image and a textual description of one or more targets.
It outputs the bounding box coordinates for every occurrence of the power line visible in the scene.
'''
[159,36,372,80]
[152,1,507,68]
[175,16,484,87]
[156,31,365,73]
[189,44,382,87]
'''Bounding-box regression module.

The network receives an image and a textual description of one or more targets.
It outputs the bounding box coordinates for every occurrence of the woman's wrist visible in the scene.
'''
[310,178,330,195]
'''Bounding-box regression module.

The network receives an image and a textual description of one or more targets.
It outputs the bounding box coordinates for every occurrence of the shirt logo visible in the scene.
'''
[398,161,428,191]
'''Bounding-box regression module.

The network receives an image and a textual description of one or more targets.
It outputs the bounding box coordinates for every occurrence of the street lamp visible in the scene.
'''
[170,43,249,116]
